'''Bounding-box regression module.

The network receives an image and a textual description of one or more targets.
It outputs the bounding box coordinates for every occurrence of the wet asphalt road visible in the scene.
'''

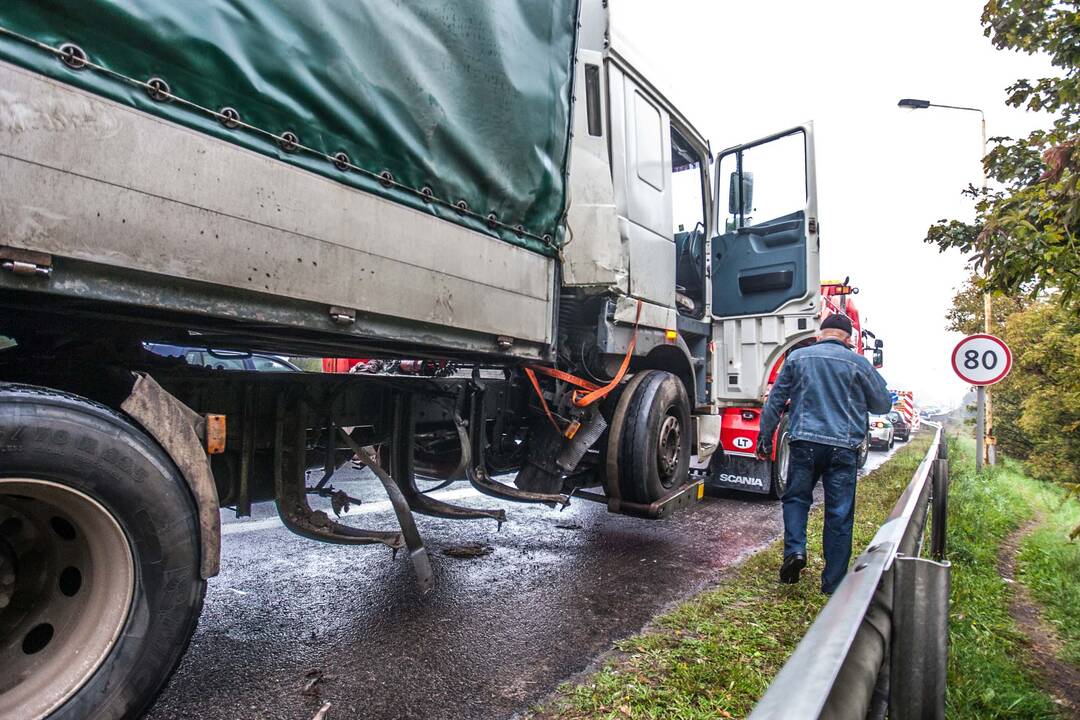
[148,446,900,720]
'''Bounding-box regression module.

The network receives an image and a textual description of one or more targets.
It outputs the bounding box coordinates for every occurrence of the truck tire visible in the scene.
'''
[0,384,206,720]
[608,370,691,504]
[769,415,791,500]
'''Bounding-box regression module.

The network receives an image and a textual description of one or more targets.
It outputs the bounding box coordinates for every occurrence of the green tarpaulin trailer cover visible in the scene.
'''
[0,1,580,255]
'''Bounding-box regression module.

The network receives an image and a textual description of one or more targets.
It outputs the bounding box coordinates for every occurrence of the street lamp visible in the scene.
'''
[897,97,995,469]
[897,98,931,109]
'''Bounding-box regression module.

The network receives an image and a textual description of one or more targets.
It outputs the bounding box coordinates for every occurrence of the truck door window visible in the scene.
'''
[672,126,706,317]
[719,131,806,231]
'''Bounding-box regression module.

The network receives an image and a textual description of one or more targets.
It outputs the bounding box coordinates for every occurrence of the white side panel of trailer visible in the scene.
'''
[0,63,554,349]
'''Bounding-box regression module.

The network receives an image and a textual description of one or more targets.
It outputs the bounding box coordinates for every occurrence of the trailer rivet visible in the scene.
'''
[379,171,394,188]
[333,152,350,171]
[486,213,498,228]
[218,107,241,129]
[278,131,299,153]
[455,200,469,213]
[420,186,434,202]
[145,77,171,102]
[58,43,88,70]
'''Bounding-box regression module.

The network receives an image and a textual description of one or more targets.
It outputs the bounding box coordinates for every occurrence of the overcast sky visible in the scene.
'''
[616,0,1056,408]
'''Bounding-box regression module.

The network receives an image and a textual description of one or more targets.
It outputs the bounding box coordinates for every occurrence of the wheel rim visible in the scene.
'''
[0,479,135,720]
[656,413,682,488]
[775,432,791,494]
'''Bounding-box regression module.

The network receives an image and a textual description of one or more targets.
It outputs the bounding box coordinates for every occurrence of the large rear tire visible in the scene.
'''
[770,415,791,500]
[607,370,692,504]
[0,384,206,720]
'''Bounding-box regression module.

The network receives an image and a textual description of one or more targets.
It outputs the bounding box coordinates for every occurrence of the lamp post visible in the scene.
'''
[898,98,995,467]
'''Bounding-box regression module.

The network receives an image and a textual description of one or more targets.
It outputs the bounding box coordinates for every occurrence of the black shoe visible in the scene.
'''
[780,553,806,584]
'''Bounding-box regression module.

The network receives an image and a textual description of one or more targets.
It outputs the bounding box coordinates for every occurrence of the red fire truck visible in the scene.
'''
[700,280,884,498]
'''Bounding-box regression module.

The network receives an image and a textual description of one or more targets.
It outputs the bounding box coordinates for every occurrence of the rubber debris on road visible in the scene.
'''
[441,544,495,559]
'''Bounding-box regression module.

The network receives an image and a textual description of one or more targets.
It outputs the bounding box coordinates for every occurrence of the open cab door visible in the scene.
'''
[710,125,820,403]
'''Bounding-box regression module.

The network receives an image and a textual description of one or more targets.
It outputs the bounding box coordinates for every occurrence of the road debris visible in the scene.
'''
[330,489,352,517]
[310,701,332,720]
[441,543,494,559]
[302,669,334,697]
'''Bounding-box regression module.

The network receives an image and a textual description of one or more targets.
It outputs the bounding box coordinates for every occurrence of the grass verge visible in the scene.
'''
[943,437,1063,718]
[530,434,934,720]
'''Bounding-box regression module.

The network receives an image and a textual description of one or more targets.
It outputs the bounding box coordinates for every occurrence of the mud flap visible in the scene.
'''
[121,372,221,578]
[703,453,773,495]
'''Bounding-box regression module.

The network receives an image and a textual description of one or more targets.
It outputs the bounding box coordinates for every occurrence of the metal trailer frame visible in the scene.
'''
[749,423,951,720]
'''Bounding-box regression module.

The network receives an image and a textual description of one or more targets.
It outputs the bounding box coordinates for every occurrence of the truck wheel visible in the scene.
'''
[769,415,791,500]
[0,384,206,720]
[607,370,691,504]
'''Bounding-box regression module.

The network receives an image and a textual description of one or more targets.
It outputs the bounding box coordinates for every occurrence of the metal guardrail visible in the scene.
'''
[750,422,950,720]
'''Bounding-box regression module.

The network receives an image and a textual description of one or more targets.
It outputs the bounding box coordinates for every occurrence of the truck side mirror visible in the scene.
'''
[873,349,884,368]
[728,170,754,217]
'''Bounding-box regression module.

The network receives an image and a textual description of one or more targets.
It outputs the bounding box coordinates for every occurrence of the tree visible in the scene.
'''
[926,1,1080,304]
[945,276,1029,335]
[1001,297,1080,485]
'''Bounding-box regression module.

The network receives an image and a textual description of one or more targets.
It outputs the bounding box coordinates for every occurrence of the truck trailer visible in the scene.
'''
[0,2,821,717]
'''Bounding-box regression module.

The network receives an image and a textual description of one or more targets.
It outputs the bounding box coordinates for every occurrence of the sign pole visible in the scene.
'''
[975,386,985,474]
[951,334,1010,474]
[984,290,995,466]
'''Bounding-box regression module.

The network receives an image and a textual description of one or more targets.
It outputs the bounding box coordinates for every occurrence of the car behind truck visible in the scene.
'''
[0,2,823,717]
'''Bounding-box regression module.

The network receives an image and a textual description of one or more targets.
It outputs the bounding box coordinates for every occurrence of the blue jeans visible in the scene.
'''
[782,440,858,594]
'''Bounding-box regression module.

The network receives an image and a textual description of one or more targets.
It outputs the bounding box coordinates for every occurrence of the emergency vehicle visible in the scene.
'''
[891,390,920,436]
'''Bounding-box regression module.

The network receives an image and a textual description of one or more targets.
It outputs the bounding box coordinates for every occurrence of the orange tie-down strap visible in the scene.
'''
[524,299,644,434]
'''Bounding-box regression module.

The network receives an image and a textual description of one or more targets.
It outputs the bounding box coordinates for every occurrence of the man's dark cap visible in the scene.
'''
[821,313,853,335]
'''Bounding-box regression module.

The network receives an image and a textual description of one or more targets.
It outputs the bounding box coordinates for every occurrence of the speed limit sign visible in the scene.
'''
[951,334,1012,386]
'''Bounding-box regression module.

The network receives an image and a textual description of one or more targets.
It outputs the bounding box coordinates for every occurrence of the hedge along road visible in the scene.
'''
[147,447,903,720]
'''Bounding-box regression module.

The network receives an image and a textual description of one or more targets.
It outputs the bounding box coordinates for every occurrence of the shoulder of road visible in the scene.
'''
[528,432,1080,720]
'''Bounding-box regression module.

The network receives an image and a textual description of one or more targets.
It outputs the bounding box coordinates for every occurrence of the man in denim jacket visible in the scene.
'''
[756,313,892,594]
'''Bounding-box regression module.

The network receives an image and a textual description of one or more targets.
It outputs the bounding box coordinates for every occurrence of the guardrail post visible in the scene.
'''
[931,457,948,561]
[889,556,951,720]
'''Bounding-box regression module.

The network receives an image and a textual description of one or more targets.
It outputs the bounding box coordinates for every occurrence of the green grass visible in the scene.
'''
[942,438,1062,719]
[531,434,935,720]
